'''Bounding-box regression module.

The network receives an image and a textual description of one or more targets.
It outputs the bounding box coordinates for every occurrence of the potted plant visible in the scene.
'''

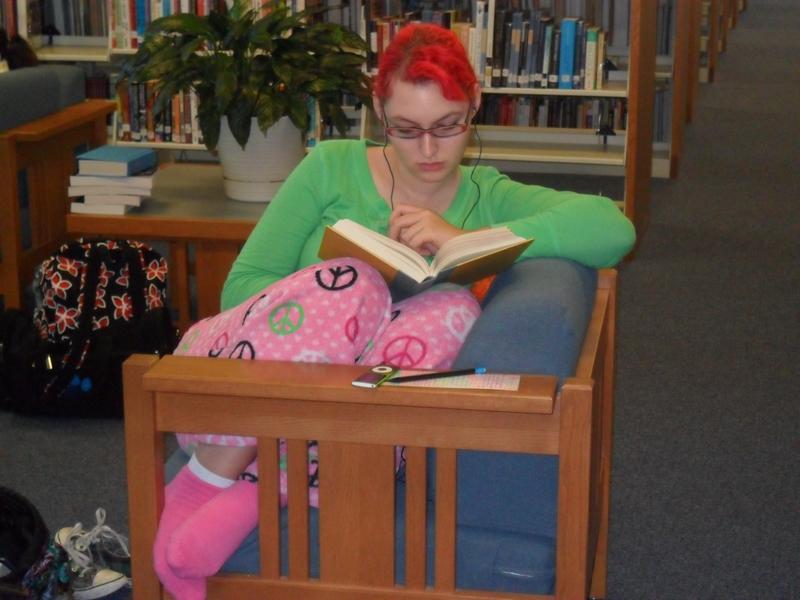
[122,0,371,201]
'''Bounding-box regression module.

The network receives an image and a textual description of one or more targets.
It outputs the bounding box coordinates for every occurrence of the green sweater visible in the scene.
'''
[222,139,635,310]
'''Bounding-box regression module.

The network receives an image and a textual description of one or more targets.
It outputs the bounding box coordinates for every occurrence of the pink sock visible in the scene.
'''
[167,462,260,578]
[153,459,231,599]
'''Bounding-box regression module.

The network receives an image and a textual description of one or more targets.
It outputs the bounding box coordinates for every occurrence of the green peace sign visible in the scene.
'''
[177,328,200,353]
[269,301,304,336]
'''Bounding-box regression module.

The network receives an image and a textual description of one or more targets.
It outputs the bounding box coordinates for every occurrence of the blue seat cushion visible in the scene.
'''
[0,65,85,132]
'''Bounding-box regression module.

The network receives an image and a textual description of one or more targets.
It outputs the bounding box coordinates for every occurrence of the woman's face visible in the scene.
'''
[379,79,474,185]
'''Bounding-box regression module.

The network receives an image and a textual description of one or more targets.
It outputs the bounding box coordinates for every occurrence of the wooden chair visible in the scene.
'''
[124,269,617,600]
[0,99,115,308]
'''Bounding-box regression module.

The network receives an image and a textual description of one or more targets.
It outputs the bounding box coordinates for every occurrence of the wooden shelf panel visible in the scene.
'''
[114,140,207,151]
[464,140,624,166]
[35,45,109,62]
[482,81,627,98]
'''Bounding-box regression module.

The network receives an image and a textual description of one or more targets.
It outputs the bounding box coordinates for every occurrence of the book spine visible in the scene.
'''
[548,26,560,89]
[558,18,576,90]
[539,19,552,89]
[490,8,506,88]
[584,27,598,90]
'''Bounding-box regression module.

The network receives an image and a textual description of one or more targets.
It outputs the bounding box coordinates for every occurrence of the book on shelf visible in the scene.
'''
[76,145,157,177]
[82,194,144,207]
[558,18,577,89]
[69,171,155,190]
[318,219,533,300]
[68,185,152,198]
[548,26,561,88]
[70,202,132,216]
[584,26,600,90]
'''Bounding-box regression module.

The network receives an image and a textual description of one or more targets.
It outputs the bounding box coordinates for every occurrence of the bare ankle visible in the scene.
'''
[194,444,257,479]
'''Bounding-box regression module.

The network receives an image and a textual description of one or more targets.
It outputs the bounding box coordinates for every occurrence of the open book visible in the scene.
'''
[319,219,533,299]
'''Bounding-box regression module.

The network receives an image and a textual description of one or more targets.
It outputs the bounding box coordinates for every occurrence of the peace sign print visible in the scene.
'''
[444,304,478,343]
[177,328,200,354]
[382,335,427,368]
[315,265,358,291]
[242,293,269,326]
[229,340,256,360]
[344,316,359,343]
[269,302,304,336]
[208,332,229,358]
[292,349,332,363]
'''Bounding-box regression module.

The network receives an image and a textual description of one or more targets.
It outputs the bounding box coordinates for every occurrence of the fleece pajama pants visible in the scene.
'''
[173,258,481,506]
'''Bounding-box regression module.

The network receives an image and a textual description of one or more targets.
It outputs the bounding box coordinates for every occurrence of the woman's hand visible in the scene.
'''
[388,204,462,256]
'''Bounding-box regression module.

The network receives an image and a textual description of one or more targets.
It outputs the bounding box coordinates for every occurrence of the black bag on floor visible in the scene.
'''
[0,239,178,417]
[0,486,49,589]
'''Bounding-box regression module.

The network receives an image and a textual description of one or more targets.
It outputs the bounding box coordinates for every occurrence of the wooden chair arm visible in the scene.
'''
[0,99,116,142]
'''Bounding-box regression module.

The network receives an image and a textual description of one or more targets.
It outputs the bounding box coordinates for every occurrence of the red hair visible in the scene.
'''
[373,23,477,104]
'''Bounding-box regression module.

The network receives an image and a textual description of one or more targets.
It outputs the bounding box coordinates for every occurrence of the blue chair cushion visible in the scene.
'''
[0,65,85,132]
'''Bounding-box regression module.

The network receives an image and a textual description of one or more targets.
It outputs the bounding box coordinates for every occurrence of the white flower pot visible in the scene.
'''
[216,116,305,202]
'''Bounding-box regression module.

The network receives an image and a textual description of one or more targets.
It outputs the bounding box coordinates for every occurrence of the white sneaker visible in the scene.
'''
[54,510,130,600]
[67,566,129,600]
[55,508,131,576]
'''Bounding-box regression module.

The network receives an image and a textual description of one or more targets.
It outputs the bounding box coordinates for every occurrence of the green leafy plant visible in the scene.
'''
[122,0,371,151]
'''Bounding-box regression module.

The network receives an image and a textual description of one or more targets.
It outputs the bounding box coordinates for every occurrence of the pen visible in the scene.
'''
[387,367,487,384]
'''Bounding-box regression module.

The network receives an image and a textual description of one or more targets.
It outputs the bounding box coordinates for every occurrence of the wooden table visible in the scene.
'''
[66,162,266,332]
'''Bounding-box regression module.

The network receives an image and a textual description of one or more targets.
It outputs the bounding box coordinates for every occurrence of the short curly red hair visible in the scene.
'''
[373,23,478,104]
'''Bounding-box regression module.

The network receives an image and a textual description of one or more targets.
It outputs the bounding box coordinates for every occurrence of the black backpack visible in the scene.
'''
[0,239,178,417]
[0,486,49,590]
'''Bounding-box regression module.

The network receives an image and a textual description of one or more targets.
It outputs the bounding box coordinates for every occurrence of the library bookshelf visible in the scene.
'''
[10,0,657,235]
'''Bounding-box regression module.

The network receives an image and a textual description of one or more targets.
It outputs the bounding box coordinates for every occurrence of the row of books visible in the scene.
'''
[115,81,203,145]
[110,0,272,49]
[477,95,627,130]
[36,0,108,38]
[69,145,157,216]
[366,4,610,92]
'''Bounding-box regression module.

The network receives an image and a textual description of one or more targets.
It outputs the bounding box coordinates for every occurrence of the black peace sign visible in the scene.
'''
[315,265,358,291]
[208,332,229,358]
[242,293,268,326]
[229,340,256,360]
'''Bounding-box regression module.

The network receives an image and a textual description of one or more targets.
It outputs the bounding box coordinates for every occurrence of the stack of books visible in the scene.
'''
[69,146,158,215]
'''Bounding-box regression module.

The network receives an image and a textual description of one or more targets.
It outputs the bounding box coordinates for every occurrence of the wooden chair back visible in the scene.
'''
[124,270,617,600]
[0,99,115,308]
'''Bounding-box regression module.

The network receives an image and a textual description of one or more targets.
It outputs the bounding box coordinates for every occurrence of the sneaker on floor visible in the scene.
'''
[68,565,129,600]
[54,510,130,599]
[55,508,131,576]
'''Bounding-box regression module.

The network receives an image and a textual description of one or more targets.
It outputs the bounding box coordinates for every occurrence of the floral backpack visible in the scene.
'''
[1,239,177,417]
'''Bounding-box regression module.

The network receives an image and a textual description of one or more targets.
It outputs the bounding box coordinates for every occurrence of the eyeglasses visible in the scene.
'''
[384,120,470,139]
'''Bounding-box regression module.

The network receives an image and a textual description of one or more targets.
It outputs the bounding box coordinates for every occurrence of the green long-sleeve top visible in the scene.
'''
[221,139,635,310]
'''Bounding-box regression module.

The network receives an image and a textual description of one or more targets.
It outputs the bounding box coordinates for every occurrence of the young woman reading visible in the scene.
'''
[154,23,636,599]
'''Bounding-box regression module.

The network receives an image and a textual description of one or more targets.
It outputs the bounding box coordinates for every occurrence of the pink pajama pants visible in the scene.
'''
[174,258,481,505]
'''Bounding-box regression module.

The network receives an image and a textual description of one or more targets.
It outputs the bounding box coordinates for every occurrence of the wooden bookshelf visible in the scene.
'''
[687,0,702,123]
[667,0,694,177]
[705,0,721,83]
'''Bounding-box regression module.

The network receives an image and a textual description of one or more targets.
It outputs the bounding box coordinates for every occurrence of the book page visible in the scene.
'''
[332,219,432,281]
[432,227,529,272]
